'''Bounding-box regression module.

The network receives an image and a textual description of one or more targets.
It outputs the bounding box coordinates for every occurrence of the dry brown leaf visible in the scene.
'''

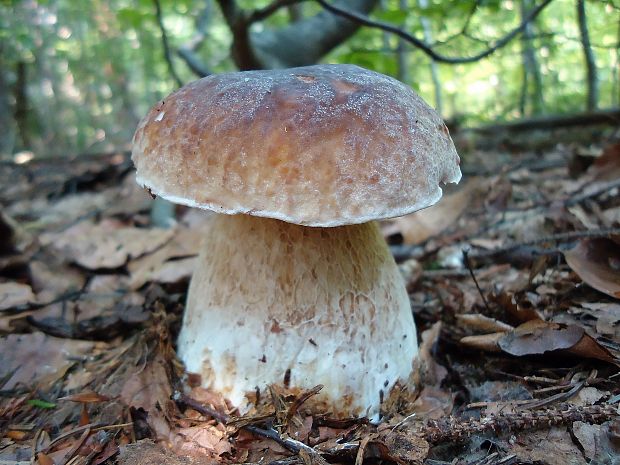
[173,425,231,457]
[118,440,218,465]
[410,386,454,420]
[0,282,35,310]
[128,227,202,289]
[456,313,514,333]
[120,355,173,442]
[498,320,583,355]
[37,451,54,465]
[375,430,429,465]
[508,427,587,465]
[460,332,504,352]
[498,320,617,363]
[383,178,481,245]
[589,142,620,181]
[0,332,94,390]
[412,322,447,387]
[43,220,174,269]
[494,291,544,324]
[572,421,620,463]
[59,391,110,403]
[564,238,620,299]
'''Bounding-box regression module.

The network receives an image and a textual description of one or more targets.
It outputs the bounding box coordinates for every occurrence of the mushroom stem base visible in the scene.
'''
[178,214,417,419]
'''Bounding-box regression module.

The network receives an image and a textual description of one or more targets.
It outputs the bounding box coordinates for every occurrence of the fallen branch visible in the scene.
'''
[422,403,618,444]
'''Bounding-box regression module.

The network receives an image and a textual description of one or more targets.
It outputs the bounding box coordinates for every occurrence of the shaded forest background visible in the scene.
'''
[0,0,618,158]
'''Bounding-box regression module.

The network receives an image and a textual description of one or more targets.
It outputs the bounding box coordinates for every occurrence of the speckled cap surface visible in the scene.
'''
[132,64,461,227]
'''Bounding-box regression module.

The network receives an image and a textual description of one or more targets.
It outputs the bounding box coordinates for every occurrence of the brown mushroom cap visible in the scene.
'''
[132,64,461,227]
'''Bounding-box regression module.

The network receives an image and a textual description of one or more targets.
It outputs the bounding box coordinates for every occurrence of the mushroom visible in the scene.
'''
[132,64,461,420]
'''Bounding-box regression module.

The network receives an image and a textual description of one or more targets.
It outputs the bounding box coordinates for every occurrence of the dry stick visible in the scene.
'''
[152,0,183,88]
[175,392,313,454]
[472,227,620,260]
[422,403,619,444]
[462,248,491,312]
[565,177,620,206]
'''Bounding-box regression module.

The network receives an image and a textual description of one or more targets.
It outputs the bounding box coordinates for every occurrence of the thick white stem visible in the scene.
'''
[178,214,417,419]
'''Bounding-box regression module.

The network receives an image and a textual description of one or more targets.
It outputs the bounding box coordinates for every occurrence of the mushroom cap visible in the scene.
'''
[132,64,461,227]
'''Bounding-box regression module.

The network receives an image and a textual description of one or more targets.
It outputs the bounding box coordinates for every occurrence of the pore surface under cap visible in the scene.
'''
[132,64,461,227]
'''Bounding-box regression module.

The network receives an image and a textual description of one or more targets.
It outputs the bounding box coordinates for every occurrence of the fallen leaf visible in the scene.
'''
[0,282,35,310]
[42,220,174,269]
[128,227,202,289]
[0,332,94,390]
[498,320,583,355]
[383,178,481,245]
[498,320,617,363]
[572,421,620,463]
[460,332,504,352]
[118,439,218,465]
[508,427,587,465]
[120,355,173,442]
[375,429,429,465]
[564,238,620,299]
[59,391,110,403]
[589,142,620,181]
[456,313,514,333]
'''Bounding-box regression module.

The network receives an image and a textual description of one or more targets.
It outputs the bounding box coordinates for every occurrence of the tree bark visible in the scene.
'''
[14,61,31,150]
[247,0,379,69]
[519,0,544,116]
[417,0,442,113]
[0,45,14,156]
[576,0,599,111]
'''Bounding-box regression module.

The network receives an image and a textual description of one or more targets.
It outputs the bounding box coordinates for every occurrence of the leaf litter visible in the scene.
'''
[1,138,620,465]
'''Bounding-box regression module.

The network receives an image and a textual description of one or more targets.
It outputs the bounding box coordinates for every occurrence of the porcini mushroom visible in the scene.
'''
[132,64,461,420]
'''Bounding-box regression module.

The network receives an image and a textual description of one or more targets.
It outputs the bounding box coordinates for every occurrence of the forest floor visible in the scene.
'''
[1,126,620,465]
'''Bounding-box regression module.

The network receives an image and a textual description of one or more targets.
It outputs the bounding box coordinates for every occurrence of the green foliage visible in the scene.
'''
[0,0,617,157]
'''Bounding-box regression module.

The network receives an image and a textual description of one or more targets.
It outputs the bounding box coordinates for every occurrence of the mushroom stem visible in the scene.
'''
[178,214,417,419]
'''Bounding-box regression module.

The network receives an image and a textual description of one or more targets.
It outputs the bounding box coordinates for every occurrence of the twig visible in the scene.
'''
[462,248,491,312]
[565,178,620,206]
[248,0,306,23]
[315,0,555,64]
[174,392,314,454]
[174,392,229,424]
[152,0,183,87]
[423,403,618,444]
[471,228,620,260]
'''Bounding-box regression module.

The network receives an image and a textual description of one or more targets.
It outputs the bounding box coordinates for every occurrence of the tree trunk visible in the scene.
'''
[519,0,544,116]
[249,0,379,69]
[417,0,442,113]
[14,61,31,151]
[0,45,14,157]
[576,0,599,111]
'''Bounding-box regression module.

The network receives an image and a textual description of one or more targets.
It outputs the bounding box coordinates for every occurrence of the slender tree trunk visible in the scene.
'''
[0,45,14,156]
[520,0,544,115]
[14,61,31,150]
[576,0,599,111]
[395,0,409,84]
[417,0,442,113]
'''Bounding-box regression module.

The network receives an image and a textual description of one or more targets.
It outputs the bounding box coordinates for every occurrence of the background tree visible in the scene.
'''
[0,0,618,159]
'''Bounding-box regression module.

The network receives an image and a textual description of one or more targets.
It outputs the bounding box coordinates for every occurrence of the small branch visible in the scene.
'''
[423,403,618,444]
[463,248,491,312]
[153,0,183,87]
[248,0,306,23]
[177,47,211,77]
[315,0,555,64]
[565,178,620,206]
[174,392,315,454]
[472,228,620,260]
